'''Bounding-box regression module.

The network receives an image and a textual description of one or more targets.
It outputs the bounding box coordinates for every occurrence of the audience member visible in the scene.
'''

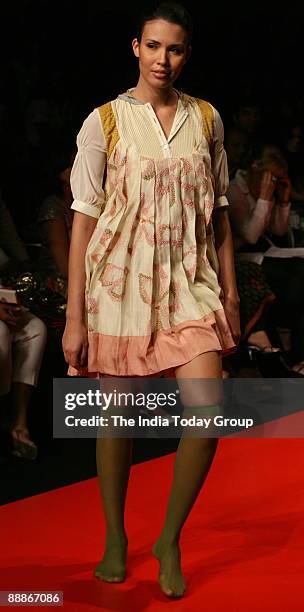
[225,126,248,179]
[278,122,304,204]
[37,150,75,296]
[0,194,30,272]
[0,197,47,460]
[227,143,304,374]
[230,96,264,158]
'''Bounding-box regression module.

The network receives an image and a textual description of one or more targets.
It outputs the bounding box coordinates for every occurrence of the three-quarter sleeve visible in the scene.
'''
[70,109,107,219]
[212,107,229,209]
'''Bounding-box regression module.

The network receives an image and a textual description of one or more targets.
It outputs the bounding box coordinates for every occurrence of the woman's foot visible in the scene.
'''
[152,537,186,598]
[10,428,38,460]
[94,532,128,582]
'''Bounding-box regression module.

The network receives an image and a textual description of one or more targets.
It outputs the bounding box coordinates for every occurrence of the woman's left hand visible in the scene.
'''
[224,296,241,345]
[275,175,291,205]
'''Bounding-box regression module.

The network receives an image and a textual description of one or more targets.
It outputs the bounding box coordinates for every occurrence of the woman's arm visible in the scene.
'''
[62,109,107,369]
[210,107,240,343]
[62,212,97,368]
[213,208,240,344]
[227,180,274,246]
[270,176,291,236]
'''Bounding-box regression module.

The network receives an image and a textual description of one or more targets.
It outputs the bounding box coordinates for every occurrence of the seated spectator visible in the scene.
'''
[230,95,264,162]
[225,126,248,179]
[0,302,47,460]
[232,95,262,138]
[0,196,47,460]
[230,259,295,377]
[37,150,75,296]
[227,143,304,374]
[278,122,304,204]
[0,193,30,272]
[228,144,291,252]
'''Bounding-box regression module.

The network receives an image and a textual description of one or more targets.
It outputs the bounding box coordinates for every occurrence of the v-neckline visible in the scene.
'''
[118,88,188,146]
[148,96,180,142]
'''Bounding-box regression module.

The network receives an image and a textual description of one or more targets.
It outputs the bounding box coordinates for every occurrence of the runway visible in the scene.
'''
[1,435,303,611]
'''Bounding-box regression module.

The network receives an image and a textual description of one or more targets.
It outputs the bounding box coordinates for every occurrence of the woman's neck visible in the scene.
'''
[130,78,177,110]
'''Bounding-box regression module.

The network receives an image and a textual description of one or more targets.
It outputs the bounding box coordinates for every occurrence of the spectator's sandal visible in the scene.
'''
[10,429,38,461]
[247,346,299,378]
[291,361,304,376]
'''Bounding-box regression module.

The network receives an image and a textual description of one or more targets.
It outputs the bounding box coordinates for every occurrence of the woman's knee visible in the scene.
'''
[23,313,48,347]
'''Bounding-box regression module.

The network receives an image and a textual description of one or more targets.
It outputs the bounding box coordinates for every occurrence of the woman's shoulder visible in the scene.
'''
[181,92,216,110]
[76,107,107,151]
[181,92,222,127]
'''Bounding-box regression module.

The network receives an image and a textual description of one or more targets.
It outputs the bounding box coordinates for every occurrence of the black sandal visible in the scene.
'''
[246,346,296,378]
[10,429,38,461]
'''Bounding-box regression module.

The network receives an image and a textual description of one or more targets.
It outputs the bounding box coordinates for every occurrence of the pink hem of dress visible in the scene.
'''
[67,309,236,377]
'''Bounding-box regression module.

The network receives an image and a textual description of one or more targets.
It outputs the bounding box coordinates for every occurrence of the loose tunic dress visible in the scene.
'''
[69,89,235,376]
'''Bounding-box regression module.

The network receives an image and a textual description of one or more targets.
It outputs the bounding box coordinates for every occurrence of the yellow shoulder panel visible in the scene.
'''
[98,102,119,160]
[195,98,214,148]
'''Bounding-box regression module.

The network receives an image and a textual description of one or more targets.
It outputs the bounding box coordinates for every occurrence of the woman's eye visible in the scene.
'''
[147,43,157,48]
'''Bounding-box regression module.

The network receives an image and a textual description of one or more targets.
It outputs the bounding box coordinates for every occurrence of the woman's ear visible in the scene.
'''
[132,38,140,58]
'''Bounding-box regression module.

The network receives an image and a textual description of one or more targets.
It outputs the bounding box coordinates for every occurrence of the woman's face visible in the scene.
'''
[132,19,190,89]
[249,161,287,200]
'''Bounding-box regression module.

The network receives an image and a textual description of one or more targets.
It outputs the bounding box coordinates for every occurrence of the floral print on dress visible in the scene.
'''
[139,264,181,333]
[105,148,131,218]
[182,245,197,282]
[87,297,99,314]
[84,141,224,340]
[129,193,155,255]
[99,263,129,302]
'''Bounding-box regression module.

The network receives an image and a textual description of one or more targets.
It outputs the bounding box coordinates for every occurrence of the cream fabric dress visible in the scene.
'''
[69,90,235,376]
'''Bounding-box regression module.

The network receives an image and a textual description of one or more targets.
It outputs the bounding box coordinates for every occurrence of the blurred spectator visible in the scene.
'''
[232,95,262,139]
[278,123,304,204]
[0,194,30,272]
[225,126,248,179]
[227,143,304,374]
[0,197,47,460]
[227,96,264,170]
[4,96,60,236]
[37,150,75,294]
[228,144,291,252]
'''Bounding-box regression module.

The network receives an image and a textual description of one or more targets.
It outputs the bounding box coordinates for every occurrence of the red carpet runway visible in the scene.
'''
[1,437,304,611]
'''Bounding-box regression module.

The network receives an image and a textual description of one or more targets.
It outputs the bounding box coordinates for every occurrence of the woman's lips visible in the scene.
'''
[152,71,170,79]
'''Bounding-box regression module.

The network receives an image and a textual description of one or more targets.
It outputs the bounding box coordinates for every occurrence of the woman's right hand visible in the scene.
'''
[62,320,88,369]
[0,303,23,327]
[259,170,276,201]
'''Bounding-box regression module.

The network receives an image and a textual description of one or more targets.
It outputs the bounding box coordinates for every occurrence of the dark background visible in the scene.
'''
[0,0,303,233]
[1,0,303,109]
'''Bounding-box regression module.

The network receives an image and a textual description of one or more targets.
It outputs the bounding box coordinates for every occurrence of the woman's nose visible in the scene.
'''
[157,49,169,65]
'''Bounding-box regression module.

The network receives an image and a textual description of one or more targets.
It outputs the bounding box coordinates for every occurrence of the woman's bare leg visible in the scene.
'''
[153,351,222,597]
[95,436,133,582]
[95,375,134,582]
